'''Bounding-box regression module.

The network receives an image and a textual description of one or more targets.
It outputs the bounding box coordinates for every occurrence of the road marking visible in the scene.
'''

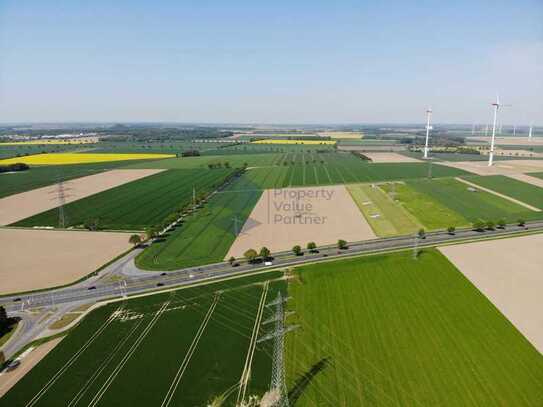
[87,302,170,407]
[24,307,122,407]
[236,281,270,404]
[160,293,221,407]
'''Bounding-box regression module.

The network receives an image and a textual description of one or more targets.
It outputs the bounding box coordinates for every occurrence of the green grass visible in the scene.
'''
[0,160,144,198]
[0,143,84,159]
[347,183,421,236]
[1,273,285,406]
[529,172,543,180]
[380,181,469,229]
[136,183,261,270]
[461,175,543,210]
[407,178,541,223]
[285,249,543,406]
[12,169,234,230]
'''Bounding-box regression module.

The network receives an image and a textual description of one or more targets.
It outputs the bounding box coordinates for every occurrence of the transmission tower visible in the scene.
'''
[258,292,298,407]
[49,175,72,228]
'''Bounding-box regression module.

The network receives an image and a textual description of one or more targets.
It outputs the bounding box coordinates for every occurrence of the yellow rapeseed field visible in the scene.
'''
[251,139,336,145]
[0,153,175,166]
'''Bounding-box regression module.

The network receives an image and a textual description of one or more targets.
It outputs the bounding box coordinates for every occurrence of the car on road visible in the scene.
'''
[6,360,21,372]
[264,261,273,266]
[156,282,164,287]
[87,286,96,290]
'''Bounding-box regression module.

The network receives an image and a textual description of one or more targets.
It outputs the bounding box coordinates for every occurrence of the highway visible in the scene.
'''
[2,220,542,315]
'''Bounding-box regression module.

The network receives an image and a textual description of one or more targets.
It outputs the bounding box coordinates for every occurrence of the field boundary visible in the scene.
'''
[455,177,541,212]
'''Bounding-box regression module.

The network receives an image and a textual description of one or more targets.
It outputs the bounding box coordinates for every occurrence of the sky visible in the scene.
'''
[0,1,542,125]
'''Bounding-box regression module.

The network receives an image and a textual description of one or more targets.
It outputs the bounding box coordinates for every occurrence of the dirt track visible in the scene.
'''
[439,234,543,353]
[437,159,543,176]
[0,169,163,225]
[0,337,63,397]
[226,185,376,258]
[0,228,132,294]
[363,152,421,163]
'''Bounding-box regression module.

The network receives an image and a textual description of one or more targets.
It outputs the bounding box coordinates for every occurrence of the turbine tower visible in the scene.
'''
[528,123,533,140]
[423,107,432,159]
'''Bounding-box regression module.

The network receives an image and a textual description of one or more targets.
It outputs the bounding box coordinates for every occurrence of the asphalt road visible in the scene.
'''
[3,220,542,314]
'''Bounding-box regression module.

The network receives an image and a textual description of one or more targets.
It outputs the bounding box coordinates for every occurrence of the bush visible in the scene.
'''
[307,242,317,252]
[337,239,348,250]
[486,220,495,230]
[417,228,426,239]
[292,245,302,256]
[472,220,485,231]
[447,226,456,235]
[517,218,526,227]
[497,219,506,229]
[244,249,258,263]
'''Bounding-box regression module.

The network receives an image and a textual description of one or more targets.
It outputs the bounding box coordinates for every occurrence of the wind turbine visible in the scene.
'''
[423,107,432,159]
[488,95,511,166]
[528,122,533,140]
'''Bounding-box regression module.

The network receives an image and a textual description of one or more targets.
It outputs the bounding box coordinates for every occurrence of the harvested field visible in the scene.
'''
[226,185,375,258]
[467,136,543,146]
[0,229,131,294]
[0,169,163,225]
[438,159,543,176]
[0,338,64,398]
[439,234,543,353]
[363,152,421,163]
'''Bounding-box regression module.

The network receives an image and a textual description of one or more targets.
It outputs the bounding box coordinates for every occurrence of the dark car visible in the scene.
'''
[160,272,167,276]
[6,360,21,372]
[13,298,22,302]
[156,282,164,287]
[87,286,96,290]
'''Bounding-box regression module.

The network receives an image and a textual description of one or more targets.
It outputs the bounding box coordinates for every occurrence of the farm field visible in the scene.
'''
[0,161,144,198]
[252,139,336,145]
[407,178,540,223]
[437,159,543,176]
[1,273,286,406]
[362,152,420,163]
[439,234,543,353]
[347,183,421,236]
[136,181,262,270]
[125,153,283,170]
[14,169,234,230]
[226,185,376,258]
[285,249,543,406]
[0,144,83,159]
[505,173,543,188]
[0,153,174,166]
[230,152,472,190]
[0,228,131,294]
[380,182,469,230]
[530,172,543,179]
[0,169,163,226]
[460,175,543,210]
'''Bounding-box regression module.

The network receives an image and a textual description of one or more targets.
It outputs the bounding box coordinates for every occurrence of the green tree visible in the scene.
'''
[517,218,526,226]
[417,228,426,239]
[497,219,506,229]
[447,226,456,235]
[486,220,495,230]
[292,245,302,256]
[473,220,485,231]
[228,256,236,266]
[259,247,271,260]
[307,242,317,252]
[337,239,348,249]
[129,234,142,247]
[244,249,258,263]
[0,351,5,367]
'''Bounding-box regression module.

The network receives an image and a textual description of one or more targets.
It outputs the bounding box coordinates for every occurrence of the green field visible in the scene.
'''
[461,175,543,210]
[285,249,543,405]
[529,172,543,180]
[0,143,84,159]
[2,273,286,406]
[136,182,261,270]
[0,161,148,199]
[228,152,471,190]
[13,169,234,230]
[347,183,421,236]
[407,178,540,223]
[124,153,283,170]
[380,181,469,229]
